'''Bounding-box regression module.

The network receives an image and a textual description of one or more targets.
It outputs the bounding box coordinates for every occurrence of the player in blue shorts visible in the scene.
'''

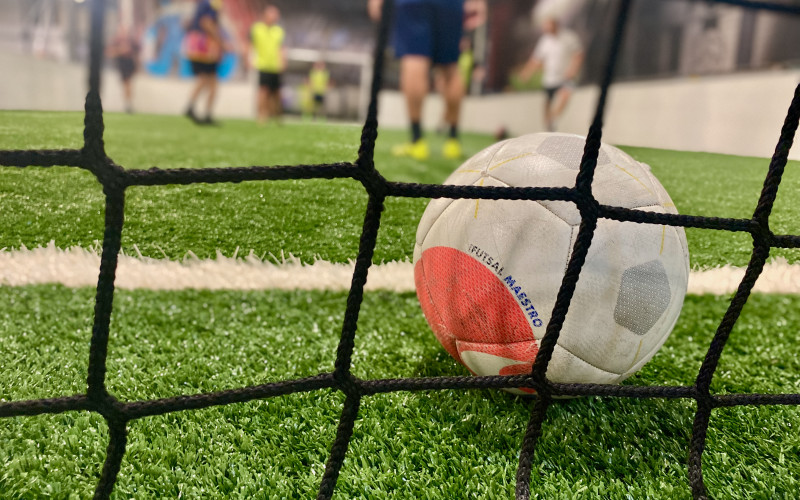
[369,0,486,160]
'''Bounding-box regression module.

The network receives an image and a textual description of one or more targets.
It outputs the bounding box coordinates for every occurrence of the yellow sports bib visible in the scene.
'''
[310,68,330,94]
[251,23,285,73]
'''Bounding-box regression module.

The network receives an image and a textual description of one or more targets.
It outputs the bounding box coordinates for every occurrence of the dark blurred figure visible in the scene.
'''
[184,0,225,125]
[519,17,584,132]
[248,5,286,125]
[309,60,331,121]
[107,24,141,114]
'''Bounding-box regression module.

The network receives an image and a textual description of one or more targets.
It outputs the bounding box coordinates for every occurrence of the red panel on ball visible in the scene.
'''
[414,246,538,368]
[456,339,539,365]
[456,339,538,394]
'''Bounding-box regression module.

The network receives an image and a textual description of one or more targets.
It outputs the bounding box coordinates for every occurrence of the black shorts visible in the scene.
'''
[259,72,282,91]
[190,61,219,76]
[393,0,463,65]
[116,57,136,81]
[313,93,325,105]
[545,81,575,103]
[545,86,562,103]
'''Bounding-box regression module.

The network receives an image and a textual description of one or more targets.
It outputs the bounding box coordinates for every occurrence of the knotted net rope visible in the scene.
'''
[1,0,799,498]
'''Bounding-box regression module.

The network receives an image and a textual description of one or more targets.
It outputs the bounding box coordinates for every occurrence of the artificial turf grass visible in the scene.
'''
[3,111,800,269]
[0,111,489,266]
[624,146,798,271]
[1,285,798,498]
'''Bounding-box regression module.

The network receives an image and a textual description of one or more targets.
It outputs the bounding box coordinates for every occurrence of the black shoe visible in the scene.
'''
[200,116,220,126]
[185,108,200,124]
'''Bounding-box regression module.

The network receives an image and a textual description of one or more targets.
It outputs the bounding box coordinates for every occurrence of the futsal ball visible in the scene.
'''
[413,133,689,394]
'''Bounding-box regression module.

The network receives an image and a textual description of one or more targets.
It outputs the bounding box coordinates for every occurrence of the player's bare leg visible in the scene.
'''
[186,75,210,124]
[257,86,269,124]
[265,89,274,122]
[401,55,430,125]
[393,55,431,159]
[549,87,573,129]
[439,64,462,129]
[438,63,464,159]
[433,70,447,134]
[203,76,218,124]
[544,95,555,132]
[122,79,133,114]
[188,77,206,104]
[268,90,282,124]
[205,77,217,113]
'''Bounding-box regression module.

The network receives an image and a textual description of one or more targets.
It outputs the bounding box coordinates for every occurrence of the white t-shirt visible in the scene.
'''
[532,29,583,88]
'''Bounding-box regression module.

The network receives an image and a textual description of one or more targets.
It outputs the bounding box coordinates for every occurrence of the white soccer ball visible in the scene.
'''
[413,133,689,394]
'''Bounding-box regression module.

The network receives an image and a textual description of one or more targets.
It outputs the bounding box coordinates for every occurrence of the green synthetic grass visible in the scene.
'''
[2,111,800,268]
[0,285,798,498]
[0,111,493,267]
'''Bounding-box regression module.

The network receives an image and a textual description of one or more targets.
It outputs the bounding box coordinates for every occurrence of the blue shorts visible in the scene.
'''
[393,0,464,65]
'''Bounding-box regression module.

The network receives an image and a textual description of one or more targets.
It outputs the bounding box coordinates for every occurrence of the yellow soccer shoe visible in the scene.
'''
[392,139,430,160]
[442,138,462,160]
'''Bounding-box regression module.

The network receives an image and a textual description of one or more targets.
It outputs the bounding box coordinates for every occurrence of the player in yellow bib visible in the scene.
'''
[249,5,286,124]
[309,60,330,120]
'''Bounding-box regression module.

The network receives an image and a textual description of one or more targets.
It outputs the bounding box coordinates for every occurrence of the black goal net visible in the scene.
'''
[1,0,799,499]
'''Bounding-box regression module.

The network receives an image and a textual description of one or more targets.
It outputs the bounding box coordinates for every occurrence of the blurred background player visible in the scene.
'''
[249,5,286,125]
[106,23,141,114]
[184,0,225,125]
[298,81,315,121]
[518,17,584,132]
[309,60,331,121]
[369,0,486,161]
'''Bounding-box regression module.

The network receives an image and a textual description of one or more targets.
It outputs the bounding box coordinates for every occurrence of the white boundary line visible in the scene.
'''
[2,243,800,295]
[0,243,413,292]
